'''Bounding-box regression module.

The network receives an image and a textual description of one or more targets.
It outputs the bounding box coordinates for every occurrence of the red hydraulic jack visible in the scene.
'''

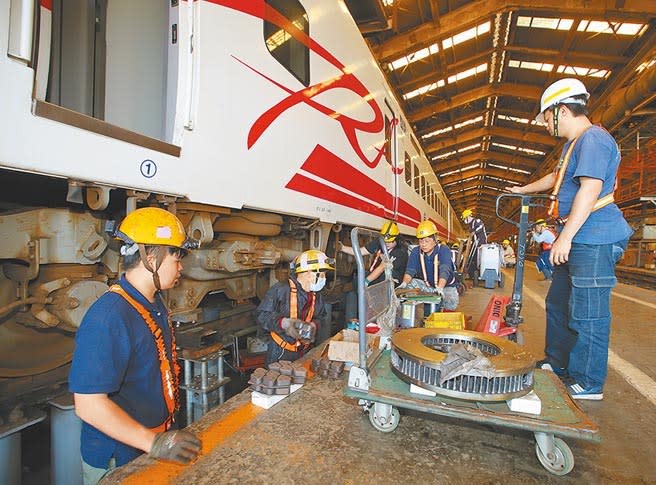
[474,193,552,342]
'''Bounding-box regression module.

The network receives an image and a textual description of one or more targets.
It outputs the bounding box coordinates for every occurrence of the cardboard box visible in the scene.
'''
[328,329,379,363]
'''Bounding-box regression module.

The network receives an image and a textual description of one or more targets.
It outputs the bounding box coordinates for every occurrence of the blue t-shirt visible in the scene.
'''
[405,244,456,287]
[69,275,173,467]
[557,126,633,244]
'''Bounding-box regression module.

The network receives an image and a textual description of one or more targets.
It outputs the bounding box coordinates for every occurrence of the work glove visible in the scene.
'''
[149,430,202,464]
[396,282,408,290]
[432,286,445,297]
[281,318,317,343]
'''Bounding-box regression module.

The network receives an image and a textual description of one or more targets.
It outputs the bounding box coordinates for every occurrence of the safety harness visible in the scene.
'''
[547,130,616,224]
[419,246,456,287]
[270,279,315,353]
[108,285,179,431]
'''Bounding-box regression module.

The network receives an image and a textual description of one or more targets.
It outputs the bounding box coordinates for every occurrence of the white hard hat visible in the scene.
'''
[536,78,590,122]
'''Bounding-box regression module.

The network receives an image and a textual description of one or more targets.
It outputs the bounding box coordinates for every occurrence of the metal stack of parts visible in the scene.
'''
[249,361,307,395]
[311,357,345,378]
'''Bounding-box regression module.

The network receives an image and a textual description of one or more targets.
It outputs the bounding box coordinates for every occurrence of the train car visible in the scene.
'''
[0,0,465,403]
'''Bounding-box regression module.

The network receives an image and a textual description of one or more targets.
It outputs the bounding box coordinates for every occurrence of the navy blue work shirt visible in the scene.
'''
[405,243,456,287]
[69,275,173,467]
[557,126,633,244]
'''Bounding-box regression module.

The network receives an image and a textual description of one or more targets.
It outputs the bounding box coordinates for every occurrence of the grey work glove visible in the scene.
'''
[432,286,445,297]
[396,282,408,290]
[280,318,317,343]
[149,430,202,464]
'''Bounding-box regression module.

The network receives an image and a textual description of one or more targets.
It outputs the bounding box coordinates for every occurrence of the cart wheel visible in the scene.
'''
[535,437,574,475]
[498,272,505,288]
[472,271,479,287]
[368,405,400,433]
[509,329,524,345]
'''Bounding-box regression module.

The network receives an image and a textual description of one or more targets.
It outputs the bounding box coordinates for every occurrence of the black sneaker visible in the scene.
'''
[536,359,567,377]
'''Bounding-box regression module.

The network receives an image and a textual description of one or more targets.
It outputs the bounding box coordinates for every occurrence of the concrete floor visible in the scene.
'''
[104,266,656,484]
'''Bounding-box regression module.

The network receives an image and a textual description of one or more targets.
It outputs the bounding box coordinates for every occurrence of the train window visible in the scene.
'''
[404,153,412,185]
[421,175,426,199]
[264,0,310,87]
[384,116,392,164]
[413,164,420,192]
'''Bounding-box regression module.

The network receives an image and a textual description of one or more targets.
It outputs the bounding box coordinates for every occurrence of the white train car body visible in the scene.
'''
[0,0,463,386]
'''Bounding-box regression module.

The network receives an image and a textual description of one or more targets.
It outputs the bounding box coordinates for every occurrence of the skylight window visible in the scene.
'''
[488,163,532,175]
[498,114,546,127]
[577,20,646,36]
[422,116,484,140]
[556,65,609,78]
[516,16,573,31]
[389,43,439,71]
[439,164,481,177]
[637,59,656,73]
[388,21,490,72]
[404,64,487,100]
[382,0,394,6]
[443,22,491,49]
[508,60,553,72]
[432,144,481,160]
[492,142,545,156]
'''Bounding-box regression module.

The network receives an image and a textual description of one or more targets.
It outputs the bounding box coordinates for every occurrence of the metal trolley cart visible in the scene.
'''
[344,224,599,476]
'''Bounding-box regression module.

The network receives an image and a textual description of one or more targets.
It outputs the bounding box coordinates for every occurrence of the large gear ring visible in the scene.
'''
[391,328,536,401]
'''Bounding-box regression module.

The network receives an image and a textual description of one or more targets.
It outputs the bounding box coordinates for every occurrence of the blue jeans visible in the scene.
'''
[536,250,553,279]
[544,240,627,390]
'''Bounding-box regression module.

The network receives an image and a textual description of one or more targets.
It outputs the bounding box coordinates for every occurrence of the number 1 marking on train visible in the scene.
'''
[140,160,157,178]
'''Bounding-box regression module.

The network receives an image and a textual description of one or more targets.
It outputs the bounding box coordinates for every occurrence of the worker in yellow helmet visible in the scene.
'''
[531,219,557,280]
[501,239,516,267]
[461,208,488,281]
[340,220,408,286]
[70,207,202,481]
[254,249,334,365]
[507,77,633,401]
[399,220,459,312]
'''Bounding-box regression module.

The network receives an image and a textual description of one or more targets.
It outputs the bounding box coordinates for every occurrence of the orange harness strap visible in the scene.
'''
[419,252,438,288]
[548,131,616,223]
[270,279,315,352]
[369,250,382,273]
[108,285,179,422]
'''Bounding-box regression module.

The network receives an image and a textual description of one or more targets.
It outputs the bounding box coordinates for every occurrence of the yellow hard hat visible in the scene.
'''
[452,242,460,248]
[534,218,546,226]
[380,221,400,242]
[116,207,197,250]
[503,239,510,245]
[461,209,473,220]
[416,220,437,239]
[294,250,335,273]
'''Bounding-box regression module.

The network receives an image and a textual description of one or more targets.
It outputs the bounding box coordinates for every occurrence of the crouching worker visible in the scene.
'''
[69,208,202,484]
[255,250,333,366]
[502,239,516,267]
[399,221,459,313]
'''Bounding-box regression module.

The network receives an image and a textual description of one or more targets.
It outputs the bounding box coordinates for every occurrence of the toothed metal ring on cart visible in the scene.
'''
[391,328,536,401]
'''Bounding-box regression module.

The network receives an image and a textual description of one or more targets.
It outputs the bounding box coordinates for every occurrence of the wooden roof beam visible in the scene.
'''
[409,83,543,123]
[376,0,656,63]
[425,125,555,153]
[432,151,540,173]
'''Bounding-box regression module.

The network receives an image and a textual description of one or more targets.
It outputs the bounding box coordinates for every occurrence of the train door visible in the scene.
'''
[29,0,190,148]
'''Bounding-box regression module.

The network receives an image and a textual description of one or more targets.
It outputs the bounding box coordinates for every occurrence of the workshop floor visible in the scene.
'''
[104,266,656,484]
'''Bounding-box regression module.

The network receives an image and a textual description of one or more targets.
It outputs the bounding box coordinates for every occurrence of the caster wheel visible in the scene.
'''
[535,437,574,475]
[368,406,400,433]
[509,329,525,345]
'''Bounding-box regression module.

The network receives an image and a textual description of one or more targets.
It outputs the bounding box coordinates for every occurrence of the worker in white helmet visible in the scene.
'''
[507,78,633,401]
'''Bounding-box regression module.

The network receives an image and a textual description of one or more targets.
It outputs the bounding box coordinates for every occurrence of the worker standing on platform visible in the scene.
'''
[255,250,332,366]
[502,239,516,267]
[399,220,459,312]
[340,220,408,286]
[69,208,202,484]
[531,219,557,280]
[508,78,633,400]
[461,209,488,281]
